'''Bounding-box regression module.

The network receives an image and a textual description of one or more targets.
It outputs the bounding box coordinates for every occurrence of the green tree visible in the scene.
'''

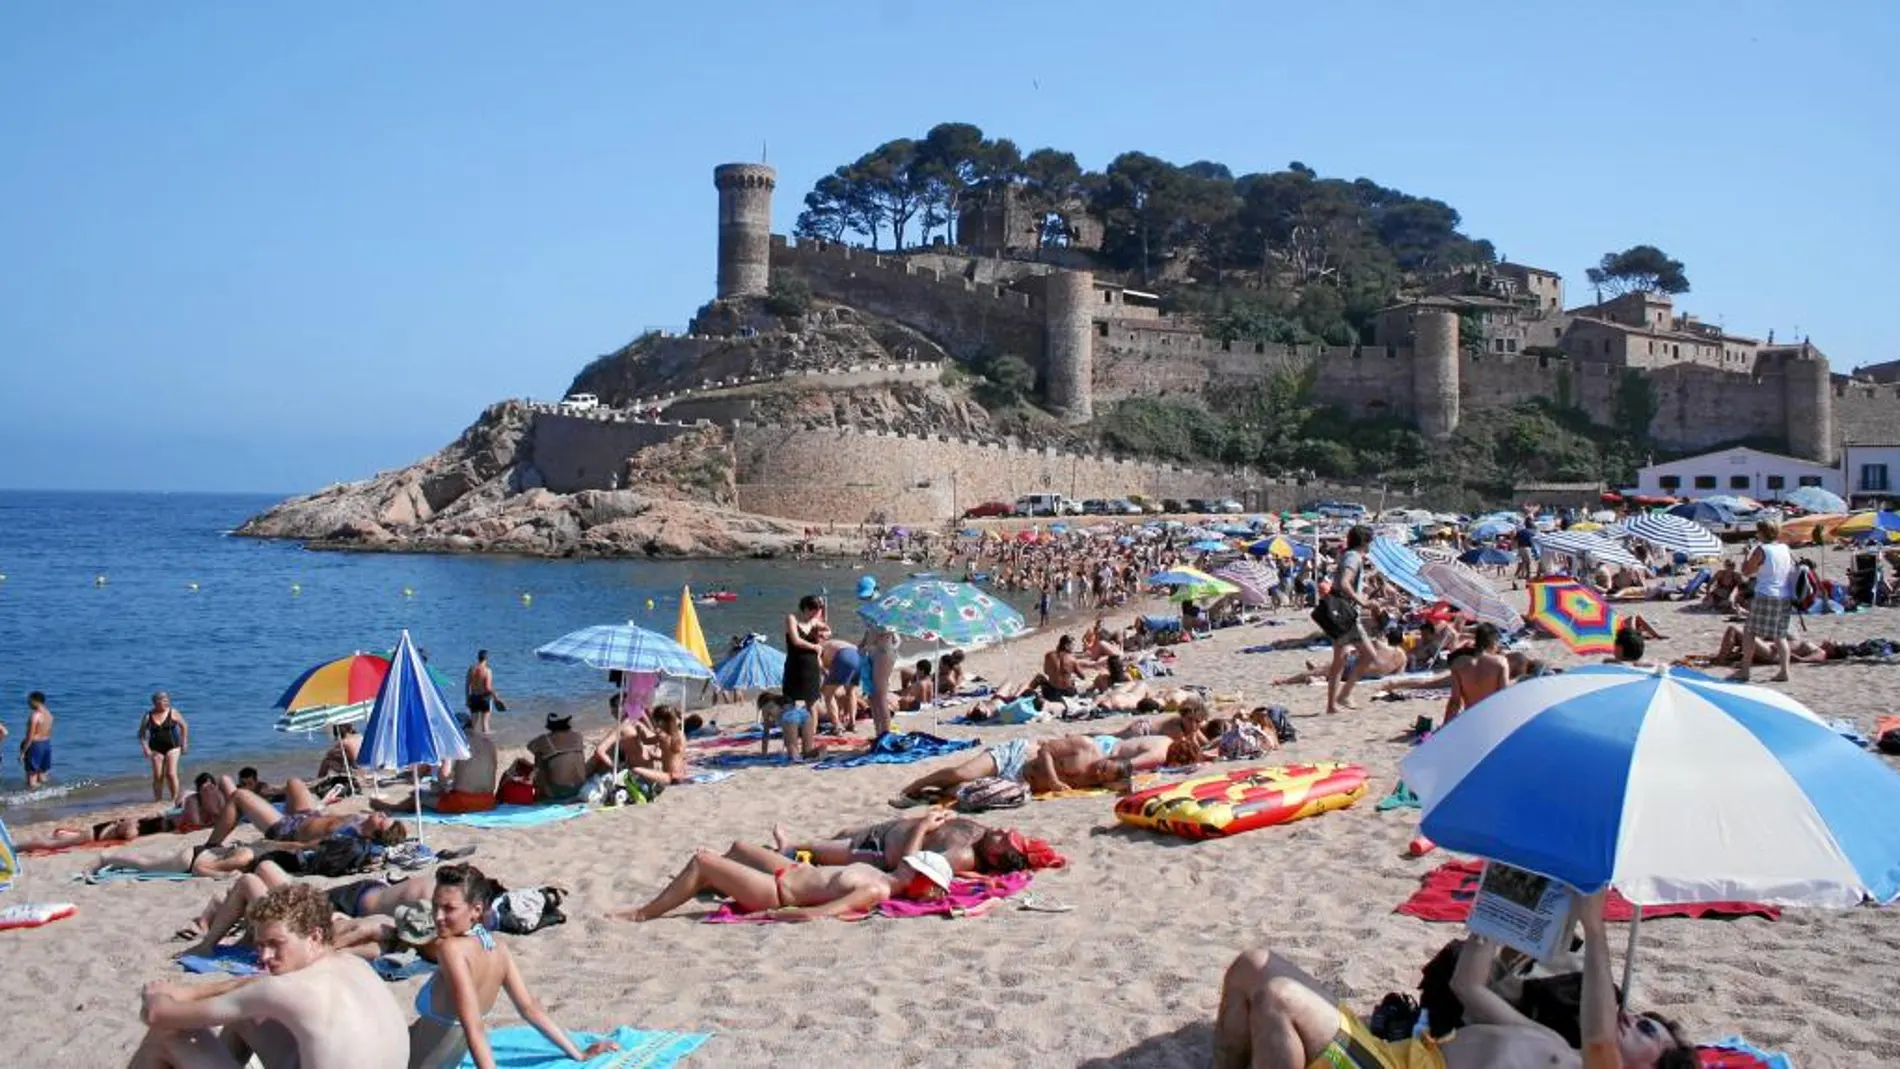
[1020,147,1085,252]
[1090,151,1185,284]
[1612,369,1661,440]
[1586,245,1690,300]
[764,270,812,317]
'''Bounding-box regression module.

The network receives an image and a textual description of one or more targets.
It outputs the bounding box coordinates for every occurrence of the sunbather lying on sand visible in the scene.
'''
[893,733,1172,802]
[1678,624,1832,668]
[1110,701,1209,743]
[93,842,259,878]
[1275,636,1407,686]
[13,800,216,853]
[201,777,407,848]
[1213,891,1696,1069]
[176,862,438,959]
[609,841,953,921]
[771,809,1058,874]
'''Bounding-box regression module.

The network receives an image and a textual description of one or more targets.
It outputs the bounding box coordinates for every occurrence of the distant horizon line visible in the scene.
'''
[0,486,292,497]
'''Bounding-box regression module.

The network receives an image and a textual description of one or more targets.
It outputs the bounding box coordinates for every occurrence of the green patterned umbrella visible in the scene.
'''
[857,580,1029,648]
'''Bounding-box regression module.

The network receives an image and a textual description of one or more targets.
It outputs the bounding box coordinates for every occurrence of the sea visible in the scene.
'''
[0,490,982,823]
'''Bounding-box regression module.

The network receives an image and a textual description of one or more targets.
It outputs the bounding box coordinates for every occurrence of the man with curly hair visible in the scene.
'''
[130,883,408,1068]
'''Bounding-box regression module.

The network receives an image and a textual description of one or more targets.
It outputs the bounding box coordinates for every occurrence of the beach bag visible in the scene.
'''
[1262,704,1297,743]
[1792,562,1819,611]
[1311,594,1358,640]
[1218,722,1272,761]
[307,835,379,878]
[493,887,567,935]
[955,776,1028,813]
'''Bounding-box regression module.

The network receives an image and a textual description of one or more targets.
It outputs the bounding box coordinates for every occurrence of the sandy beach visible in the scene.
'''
[7,581,1898,1068]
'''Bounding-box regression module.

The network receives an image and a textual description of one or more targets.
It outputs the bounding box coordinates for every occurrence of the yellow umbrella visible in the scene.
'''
[1832,511,1892,536]
[1782,512,1848,545]
[675,585,713,668]
[1569,520,1603,532]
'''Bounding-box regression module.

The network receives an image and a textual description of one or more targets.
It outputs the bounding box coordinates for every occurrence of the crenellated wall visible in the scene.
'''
[1832,378,1900,453]
[530,411,705,493]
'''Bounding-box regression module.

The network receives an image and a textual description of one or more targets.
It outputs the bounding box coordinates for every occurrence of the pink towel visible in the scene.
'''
[703,872,1033,923]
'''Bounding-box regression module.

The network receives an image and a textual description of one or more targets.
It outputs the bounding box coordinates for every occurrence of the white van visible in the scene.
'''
[1014,493,1079,517]
[561,393,601,412]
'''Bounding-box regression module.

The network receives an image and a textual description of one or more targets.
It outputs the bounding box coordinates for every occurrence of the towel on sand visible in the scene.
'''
[810,731,976,770]
[457,1025,710,1068]
[705,872,1033,924]
[76,866,198,884]
[178,945,261,975]
[1398,860,1780,923]
[1697,1036,1795,1068]
[678,771,734,786]
[419,804,588,829]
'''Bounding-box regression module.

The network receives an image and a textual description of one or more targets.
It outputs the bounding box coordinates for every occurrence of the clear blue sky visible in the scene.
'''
[3,1,1893,493]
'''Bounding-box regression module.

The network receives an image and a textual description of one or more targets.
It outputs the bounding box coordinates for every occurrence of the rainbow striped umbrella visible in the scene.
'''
[275,651,455,712]
[1527,578,1620,655]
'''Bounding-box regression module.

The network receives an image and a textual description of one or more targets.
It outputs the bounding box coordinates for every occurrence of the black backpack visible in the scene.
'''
[306,835,380,878]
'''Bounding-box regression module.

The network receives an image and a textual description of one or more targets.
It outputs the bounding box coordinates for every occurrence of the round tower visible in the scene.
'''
[1411,310,1460,439]
[1782,346,1834,464]
[713,163,776,299]
[1043,269,1095,424]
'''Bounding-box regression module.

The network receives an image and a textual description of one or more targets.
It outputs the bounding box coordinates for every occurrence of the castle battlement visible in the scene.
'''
[771,235,1041,313]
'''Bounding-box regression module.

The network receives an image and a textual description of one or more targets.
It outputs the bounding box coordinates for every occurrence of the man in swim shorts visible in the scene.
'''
[609,841,952,922]
[1212,891,1697,1069]
[177,862,437,960]
[131,884,409,1068]
[21,691,54,788]
[891,736,1050,804]
[200,777,406,848]
[771,810,1059,874]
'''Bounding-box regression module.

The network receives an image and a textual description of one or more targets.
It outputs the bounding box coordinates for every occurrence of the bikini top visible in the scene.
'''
[414,924,498,1025]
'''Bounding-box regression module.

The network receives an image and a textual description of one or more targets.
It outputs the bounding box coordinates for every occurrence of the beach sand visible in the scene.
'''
[6,583,1899,1067]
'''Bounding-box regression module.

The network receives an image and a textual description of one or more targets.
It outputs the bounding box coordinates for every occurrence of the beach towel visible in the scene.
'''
[1397,861,1780,923]
[809,731,976,770]
[678,771,735,786]
[371,954,435,982]
[178,945,262,976]
[704,872,1033,924]
[419,804,589,829]
[460,1024,710,1068]
[1697,1036,1795,1069]
[0,902,76,931]
[1826,717,1870,748]
[1375,782,1421,811]
[76,865,198,884]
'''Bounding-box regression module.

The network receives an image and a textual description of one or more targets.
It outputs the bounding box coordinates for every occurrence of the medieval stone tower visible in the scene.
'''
[1781,346,1835,463]
[714,163,776,299]
[1044,269,1095,424]
[1411,309,1460,439]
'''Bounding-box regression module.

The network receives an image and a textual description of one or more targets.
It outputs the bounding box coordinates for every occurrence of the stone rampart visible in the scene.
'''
[770,236,1046,366]
[1832,379,1900,449]
[529,409,706,493]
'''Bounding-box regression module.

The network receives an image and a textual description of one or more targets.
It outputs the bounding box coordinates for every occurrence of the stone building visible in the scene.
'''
[954,184,1102,256]
[1561,292,1761,372]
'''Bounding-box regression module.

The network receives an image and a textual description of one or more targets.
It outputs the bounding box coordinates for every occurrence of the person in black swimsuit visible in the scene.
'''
[780,594,828,759]
[139,691,190,804]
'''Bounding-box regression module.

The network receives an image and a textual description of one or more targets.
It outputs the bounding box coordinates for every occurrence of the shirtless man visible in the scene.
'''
[94,842,259,880]
[772,809,1037,875]
[464,649,500,718]
[610,841,951,922]
[1275,635,1407,687]
[315,725,360,781]
[130,884,409,1069]
[1444,623,1511,723]
[1212,891,1696,1069]
[892,732,1168,802]
[201,777,406,848]
[22,691,54,788]
[526,713,589,802]
[371,712,498,815]
[1040,635,1092,701]
[177,861,437,959]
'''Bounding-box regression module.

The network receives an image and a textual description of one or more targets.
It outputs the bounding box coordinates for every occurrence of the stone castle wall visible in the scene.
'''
[530,410,704,493]
[1832,379,1900,450]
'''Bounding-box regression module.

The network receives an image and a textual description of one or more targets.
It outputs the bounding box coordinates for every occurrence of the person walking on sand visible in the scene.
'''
[1324,525,1376,715]
[1737,519,1795,683]
[465,650,502,717]
[139,691,190,803]
[21,691,54,788]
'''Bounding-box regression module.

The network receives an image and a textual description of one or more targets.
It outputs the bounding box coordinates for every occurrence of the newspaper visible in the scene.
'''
[1465,861,1576,962]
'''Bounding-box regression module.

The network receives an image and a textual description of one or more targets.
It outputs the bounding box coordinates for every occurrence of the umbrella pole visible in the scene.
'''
[1618,907,1642,1008]
[412,766,426,848]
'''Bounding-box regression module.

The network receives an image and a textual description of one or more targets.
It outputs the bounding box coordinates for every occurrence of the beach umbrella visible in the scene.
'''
[1213,559,1278,607]
[712,637,787,692]
[1785,486,1846,514]
[1567,520,1603,532]
[1470,516,1518,540]
[1834,510,1900,538]
[359,630,471,845]
[1420,562,1524,632]
[1457,546,1513,568]
[1781,512,1848,545]
[535,623,715,678]
[1401,664,1900,908]
[1700,494,1763,513]
[1188,539,1231,553]
[1249,535,1312,560]
[1668,501,1737,527]
[1146,565,1227,588]
[1535,530,1642,569]
[857,579,1028,648]
[675,586,713,668]
[1368,537,1436,603]
[1526,578,1619,654]
[274,651,455,712]
[1623,513,1723,559]
[0,820,17,892]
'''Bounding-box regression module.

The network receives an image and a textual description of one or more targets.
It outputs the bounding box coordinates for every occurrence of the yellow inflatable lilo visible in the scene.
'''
[1115,762,1369,839]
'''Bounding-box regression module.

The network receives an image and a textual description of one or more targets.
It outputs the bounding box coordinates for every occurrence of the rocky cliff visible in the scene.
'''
[235,402,835,558]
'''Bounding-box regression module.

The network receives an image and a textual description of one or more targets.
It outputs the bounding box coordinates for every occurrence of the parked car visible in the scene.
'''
[961,501,1013,519]
[1127,494,1165,515]
[1080,499,1111,515]
[1015,493,1081,517]
[1160,498,1187,514]
[1184,498,1213,514]
[1108,498,1145,515]
[1212,498,1244,514]
[560,393,601,412]
[1301,499,1368,519]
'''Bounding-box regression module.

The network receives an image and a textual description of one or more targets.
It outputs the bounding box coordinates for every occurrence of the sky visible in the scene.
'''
[3,1,1895,493]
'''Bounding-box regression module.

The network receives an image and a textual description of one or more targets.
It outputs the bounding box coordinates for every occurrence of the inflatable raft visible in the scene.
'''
[1115,762,1369,839]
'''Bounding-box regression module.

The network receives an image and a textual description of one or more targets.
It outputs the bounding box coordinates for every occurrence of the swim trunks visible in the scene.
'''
[467,692,494,714]
[779,704,812,727]
[428,790,497,815]
[1092,735,1118,758]
[22,740,52,775]
[265,811,314,841]
[985,737,1031,783]
[825,647,862,687]
[326,878,383,917]
[1307,1006,1445,1069]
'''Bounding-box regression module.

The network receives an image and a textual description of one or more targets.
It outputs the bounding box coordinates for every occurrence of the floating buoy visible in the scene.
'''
[290,583,302,595]
[402,587,415,598]
[520,593,533,606]
[644,598,655,611]
[187,582,199,591]
[95,575,107,587]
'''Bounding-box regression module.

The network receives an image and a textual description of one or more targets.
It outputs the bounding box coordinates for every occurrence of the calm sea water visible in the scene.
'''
[0,491,959,819]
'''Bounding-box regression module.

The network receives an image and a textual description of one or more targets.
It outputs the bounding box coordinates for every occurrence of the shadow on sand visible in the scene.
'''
[1075,1020,1217,1068]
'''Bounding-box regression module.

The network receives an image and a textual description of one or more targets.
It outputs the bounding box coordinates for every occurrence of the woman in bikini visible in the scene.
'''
[174,859,440,958]
[138,691,190,804]
[609,841,951,922]
[410,864,617,1069]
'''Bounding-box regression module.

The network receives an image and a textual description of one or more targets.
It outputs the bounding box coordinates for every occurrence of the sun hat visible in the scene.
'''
[857,575,879,600]
[545,712,573,731]
[899,850,953,890]
[391,901,437,945]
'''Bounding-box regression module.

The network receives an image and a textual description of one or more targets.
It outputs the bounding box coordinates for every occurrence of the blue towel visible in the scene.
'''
[178,946,261,975]
[419,804,589,828]
[698,751,794,770]
[679,771,735,786]
[1704,1036,1795,1069]
[810,731,976,770]
[77,866,197,884]
[459,1025,710,1068]
[371,954,435,982]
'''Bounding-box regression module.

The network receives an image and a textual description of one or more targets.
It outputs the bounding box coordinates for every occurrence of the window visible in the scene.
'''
[1506,338,1518,353]
[1673,345,1681,358]
[1495,338,1506,353]
[1798,475,1823,488]
[1862,464,1890,492]
[1765,475,1786,490]
[1693,475,1718,490]
[1729,475,1750,490]
[1096,322,1108,337]
[1659,475,1682,491]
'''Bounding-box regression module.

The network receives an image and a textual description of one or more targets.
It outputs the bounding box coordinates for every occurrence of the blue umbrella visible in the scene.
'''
[713,637,787,692]
[1667,501,1737,527]
[359,631,470,844]
[1367,536,1436,603]
[857,580,1028,648]
[1401,664,1900,907]
[1188,539,1230,552]
[1470,516,1518,540]
[1459,546,1513,567]
[535,622,714,679]
[1785,486,1846,513]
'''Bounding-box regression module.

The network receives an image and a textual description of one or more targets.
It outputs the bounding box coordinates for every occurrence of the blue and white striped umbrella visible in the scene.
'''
[1623,513,1722,558]
[1785,486,1846,513]
[1470,516,1519,540]
[1535,529,1642,568]
[857,579,1028,648]
[713,637,787,692]
[358,630,470,772]
[535,622,714,679]
[1368,536,1437,603]
[1401,664,1900,906]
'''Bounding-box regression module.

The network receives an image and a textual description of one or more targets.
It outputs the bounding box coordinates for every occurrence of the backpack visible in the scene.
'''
[955,776,1028,812]
[493,887,567,935]
[1792,562,1819,611]
[306,835,379,878]
[1218,722,1272,761]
